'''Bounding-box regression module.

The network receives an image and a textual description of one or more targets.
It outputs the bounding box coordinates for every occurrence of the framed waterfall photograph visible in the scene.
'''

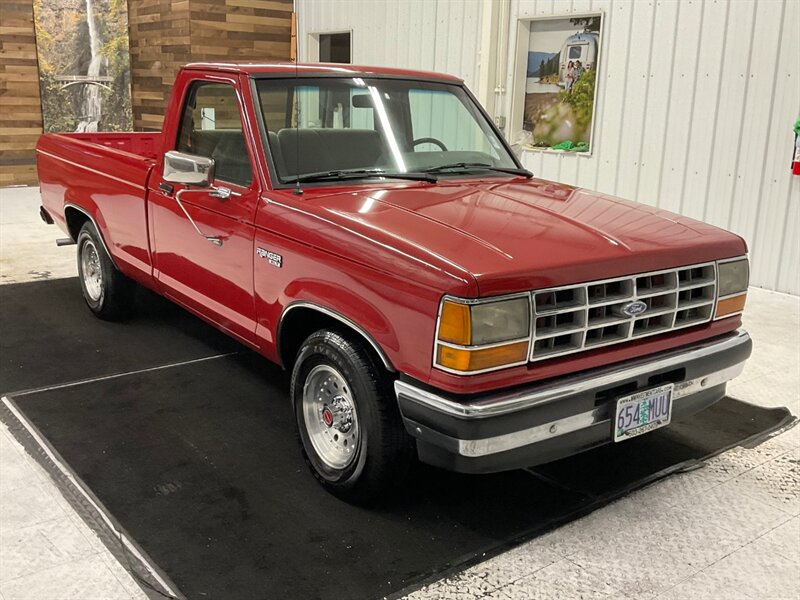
[511,12,604,155]
[33,0,133,133]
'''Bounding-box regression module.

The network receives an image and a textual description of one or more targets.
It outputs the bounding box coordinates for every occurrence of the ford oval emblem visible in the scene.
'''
[621,301,648,317]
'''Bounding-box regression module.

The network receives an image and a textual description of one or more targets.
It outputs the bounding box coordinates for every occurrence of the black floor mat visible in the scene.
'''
[7,354,791,600]
[0,278,241,393]
[1,280,793,600]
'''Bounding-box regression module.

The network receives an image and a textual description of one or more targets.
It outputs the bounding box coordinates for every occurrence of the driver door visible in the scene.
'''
[148,78,259,346]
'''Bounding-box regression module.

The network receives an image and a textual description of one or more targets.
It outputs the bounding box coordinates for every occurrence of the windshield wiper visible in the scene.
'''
[423,162,533,178]
[284,168,437,184]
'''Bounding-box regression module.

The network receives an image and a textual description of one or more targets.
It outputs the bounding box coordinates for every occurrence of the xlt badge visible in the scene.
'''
[256,247,282,268]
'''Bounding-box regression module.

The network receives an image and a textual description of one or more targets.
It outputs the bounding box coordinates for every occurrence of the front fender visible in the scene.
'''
[281,278,401,367]
[279,299,395,372]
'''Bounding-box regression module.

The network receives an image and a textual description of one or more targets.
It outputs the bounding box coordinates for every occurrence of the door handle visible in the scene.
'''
[174,188,223,246]
[210,187,232,200]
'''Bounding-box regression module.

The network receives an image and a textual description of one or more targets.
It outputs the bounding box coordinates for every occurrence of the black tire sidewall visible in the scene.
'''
[292,331,386,492]
[75,221,134,320]
[77,224,108,314]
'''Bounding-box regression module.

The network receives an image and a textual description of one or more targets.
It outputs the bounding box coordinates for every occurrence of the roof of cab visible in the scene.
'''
[181,62,463,82]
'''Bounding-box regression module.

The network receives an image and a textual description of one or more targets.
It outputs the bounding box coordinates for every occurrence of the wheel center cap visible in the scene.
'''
[321,407,334,427]
[321,395,353,433]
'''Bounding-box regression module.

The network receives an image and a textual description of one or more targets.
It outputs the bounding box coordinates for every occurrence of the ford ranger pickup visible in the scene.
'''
[36,63,752,502]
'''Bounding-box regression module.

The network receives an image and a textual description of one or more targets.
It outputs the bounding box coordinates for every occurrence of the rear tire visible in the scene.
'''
[291,329,415,504]
[76,221,135,321]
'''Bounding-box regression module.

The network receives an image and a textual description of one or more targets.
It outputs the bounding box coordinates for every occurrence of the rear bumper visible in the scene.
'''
[395,329,752,474]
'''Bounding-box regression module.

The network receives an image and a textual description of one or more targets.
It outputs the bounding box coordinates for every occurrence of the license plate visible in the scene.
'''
[613,383,673,442]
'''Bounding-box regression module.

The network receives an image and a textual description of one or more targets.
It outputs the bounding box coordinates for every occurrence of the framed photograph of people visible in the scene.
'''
[513,13,603,154]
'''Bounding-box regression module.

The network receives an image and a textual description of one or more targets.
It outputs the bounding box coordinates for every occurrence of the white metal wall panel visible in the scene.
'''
[297,0,483,90]
[653,0,704,216]
[728,3,785,247]
[703,1,753,229]
[507,0,799,294]
[680,0,728,222]
[636,0,680,207]
[298,0,800,294]
[594,0,636,197]
[612,0,655,203]
[755,0,798,294]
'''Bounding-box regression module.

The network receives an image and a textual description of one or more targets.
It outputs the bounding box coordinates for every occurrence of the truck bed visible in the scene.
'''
[37,132,161,284]
[65,132,162,161]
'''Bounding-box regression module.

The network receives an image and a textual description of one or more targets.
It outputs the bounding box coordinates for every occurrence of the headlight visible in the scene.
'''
[717,258,749,296]
[715,257,748,319]
[435,295,531,373]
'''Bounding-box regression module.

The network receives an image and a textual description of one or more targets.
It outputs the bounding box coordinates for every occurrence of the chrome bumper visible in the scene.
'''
[395,329,751,470]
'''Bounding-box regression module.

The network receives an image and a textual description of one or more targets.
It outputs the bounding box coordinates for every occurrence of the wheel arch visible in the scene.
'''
[277,302,395,374]
[64,203,118,269]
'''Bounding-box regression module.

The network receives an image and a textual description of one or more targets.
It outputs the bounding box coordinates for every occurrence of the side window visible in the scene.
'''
[176,82,253,187]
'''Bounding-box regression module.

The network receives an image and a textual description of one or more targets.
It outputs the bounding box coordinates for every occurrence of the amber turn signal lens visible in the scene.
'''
[437,341,529,372]
[438,300,471,345]
[715,293,747,319]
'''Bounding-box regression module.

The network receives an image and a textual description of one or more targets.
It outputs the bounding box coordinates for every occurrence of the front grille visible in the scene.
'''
[531,262,716,361]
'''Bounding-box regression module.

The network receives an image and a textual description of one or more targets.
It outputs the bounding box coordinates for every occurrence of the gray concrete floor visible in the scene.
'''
[1,186,798,599]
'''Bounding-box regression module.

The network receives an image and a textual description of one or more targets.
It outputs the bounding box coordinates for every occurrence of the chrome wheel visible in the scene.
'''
[302,364,359,470]
[81,240,103,302]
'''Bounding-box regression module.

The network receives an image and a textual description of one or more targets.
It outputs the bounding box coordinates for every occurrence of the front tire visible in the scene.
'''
[76,222,135,320]
[291,329,414,503]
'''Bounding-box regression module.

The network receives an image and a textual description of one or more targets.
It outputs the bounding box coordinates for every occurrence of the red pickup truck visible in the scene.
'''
[37,63,751,502]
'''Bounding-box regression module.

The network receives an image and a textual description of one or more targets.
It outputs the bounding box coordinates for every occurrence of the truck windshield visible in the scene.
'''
[255,77,519,185]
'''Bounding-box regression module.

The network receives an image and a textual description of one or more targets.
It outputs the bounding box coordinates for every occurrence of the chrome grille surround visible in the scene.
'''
[530,262,717,362]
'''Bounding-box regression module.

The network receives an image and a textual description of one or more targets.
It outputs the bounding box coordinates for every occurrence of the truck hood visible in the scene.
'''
[294,178,746,296]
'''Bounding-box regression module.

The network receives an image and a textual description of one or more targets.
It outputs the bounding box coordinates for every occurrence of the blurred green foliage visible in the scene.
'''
[558,69,596,131]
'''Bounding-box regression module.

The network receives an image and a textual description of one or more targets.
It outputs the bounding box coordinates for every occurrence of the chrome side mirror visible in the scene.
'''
[163,151,215,187]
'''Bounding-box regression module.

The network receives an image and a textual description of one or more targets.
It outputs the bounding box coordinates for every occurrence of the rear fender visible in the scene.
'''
[63,202,119,269]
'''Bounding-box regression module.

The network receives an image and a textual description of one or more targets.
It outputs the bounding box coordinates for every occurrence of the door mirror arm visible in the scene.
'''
[173,188,223,246]
[163,151,241,246]
[171,186,241,246]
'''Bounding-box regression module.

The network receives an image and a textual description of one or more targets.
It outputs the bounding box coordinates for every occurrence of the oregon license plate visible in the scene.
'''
[613,383,674,442]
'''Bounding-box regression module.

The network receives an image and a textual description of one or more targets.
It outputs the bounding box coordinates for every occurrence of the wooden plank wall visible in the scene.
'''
[0,0,293,186]
[128,0,192,131]
[0,0,44,187]
[130,0,293,131]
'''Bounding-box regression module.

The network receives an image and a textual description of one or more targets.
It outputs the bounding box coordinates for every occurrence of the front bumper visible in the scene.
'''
[395,329,752,474]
